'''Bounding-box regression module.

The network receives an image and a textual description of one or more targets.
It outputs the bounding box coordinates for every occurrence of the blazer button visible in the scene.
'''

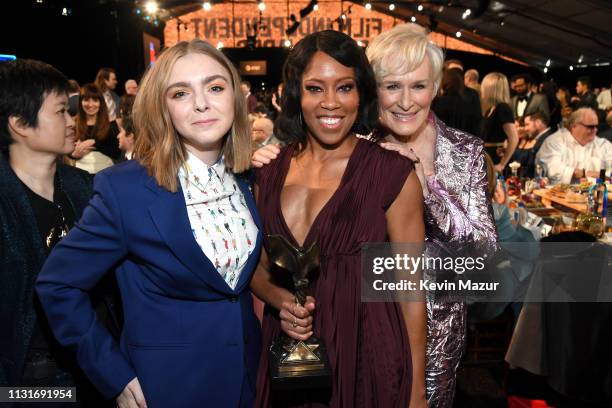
[229,296,238,302]
[244,335,250,344]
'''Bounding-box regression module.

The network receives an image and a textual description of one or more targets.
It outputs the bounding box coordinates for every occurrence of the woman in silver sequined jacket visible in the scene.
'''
[366,23,498,407]
[252,23,498,408]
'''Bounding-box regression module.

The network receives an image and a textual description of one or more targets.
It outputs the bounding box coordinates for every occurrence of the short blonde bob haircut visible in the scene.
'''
[366,23,444,93]
[480,72,511,115]
[133,39,250,192]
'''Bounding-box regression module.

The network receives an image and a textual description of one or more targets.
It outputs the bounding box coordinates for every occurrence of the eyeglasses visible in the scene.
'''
[46,203,70,249]
[578,122,598,131]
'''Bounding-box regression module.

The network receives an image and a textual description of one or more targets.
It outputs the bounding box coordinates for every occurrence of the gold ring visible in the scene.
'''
[292,317,298,328]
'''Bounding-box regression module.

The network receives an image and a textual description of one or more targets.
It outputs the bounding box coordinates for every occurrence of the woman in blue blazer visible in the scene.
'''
[36,39,262,408]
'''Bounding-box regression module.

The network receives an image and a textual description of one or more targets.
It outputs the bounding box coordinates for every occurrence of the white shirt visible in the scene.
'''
[535,128,612,185]
[103,90,117,122]
[178,153,258,289]
[516,92,532,118]
[597,89,611,110]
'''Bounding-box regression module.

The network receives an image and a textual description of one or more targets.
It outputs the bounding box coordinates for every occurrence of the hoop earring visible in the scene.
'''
[298,112,303,128]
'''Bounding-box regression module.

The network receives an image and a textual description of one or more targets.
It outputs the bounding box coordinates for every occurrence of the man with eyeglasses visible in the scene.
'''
[536,107,612,185]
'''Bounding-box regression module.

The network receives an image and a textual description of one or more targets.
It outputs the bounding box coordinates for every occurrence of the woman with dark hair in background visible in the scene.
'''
[432,67,482,136]
[70,84,121,173]
[251,30,426,407]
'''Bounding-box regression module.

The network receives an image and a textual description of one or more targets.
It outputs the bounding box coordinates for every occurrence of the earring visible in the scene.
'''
[298,112,303,128]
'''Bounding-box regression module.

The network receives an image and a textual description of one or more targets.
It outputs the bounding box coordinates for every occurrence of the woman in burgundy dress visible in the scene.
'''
[251,31,426,407]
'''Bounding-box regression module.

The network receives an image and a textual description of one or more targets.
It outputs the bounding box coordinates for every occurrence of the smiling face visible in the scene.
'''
[377,55,436,138]
[300,51,359,147]
[165,52,234,163]
[81,97,100,117]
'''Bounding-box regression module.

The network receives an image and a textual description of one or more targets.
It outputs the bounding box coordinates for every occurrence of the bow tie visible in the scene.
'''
[517,95,528,102]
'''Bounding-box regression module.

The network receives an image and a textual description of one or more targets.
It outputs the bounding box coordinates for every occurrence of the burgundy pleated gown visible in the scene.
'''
[255,139,415,407]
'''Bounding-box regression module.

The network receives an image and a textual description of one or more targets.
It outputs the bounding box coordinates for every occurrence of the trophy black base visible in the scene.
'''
[269,337,332,390]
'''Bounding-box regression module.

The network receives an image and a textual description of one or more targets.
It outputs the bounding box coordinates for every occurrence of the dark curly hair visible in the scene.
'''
[275,30,378,148]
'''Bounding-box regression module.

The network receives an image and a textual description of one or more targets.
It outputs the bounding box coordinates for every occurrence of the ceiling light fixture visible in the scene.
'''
[145,1,158,14]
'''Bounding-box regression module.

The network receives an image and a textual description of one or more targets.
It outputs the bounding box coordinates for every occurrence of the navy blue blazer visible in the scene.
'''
[36,160,262,407]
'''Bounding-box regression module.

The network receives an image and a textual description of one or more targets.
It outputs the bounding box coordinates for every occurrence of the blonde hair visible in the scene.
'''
[480,72,511,115]
[567,107,596,129]
[366,23,444,93]
[133,39,251,192]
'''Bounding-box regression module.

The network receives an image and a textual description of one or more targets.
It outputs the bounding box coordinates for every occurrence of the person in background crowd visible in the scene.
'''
[536,107,612,184]
[0,58,119,407]
[432,67,482,136]
[572,76,598,110]
[94,68,120,121]
[67,79,80,117]
[464,68,480,94]
[240,80,258,113]
[250,117,280,149]
[480,72,519,173]
[556,86,574,124]
[510,73,550,122]
[597,84,611,111]
[70,84,121,173]
[117,94,135,128]
[124,79,138,96]
[117,115,135,161]
[599,110,612,142]
[509,74,519,95]
[442,59,482,125]
[539,80,561,131]
[271,82,283,113]
[36,39,261,408]
[118,94,135,118]
[511,111,554,178]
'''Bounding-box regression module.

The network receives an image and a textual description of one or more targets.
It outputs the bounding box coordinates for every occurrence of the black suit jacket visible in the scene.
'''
[512,92,550,121]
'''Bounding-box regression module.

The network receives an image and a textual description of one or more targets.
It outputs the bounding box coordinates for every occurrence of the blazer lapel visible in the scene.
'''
[146,178,232,295]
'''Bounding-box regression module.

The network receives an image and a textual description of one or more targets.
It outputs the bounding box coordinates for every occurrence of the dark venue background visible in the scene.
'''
[2,1,611,92]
